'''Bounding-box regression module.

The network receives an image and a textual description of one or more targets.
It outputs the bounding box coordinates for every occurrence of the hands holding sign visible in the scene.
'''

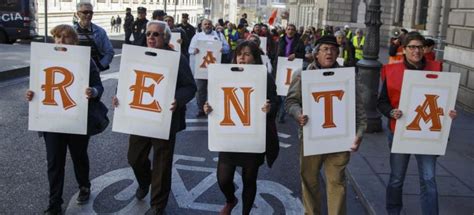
[204,100,272,115]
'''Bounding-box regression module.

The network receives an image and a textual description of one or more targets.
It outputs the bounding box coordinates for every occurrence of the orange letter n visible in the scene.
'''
[200,51,217,68]
[406,94,444,131]
[41,66,76,110]
[129,70,164,113]
[312,90,345,128]
[220,87,254,126]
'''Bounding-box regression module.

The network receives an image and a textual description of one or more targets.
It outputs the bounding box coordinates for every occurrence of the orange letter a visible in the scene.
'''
[312,90,345,128]
[200,51,217,68]
[129,70,164,113]
[406,94,444,131]
[41,66,76,110]
[220,87,254,126]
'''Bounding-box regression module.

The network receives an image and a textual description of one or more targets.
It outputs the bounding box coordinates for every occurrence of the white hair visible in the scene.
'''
[76,2,93,11]
[146,20,172,44]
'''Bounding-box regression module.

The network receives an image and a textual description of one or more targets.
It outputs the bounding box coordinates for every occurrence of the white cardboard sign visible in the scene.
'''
[170,32,181,54]
[261,55,272,74]
[302,67,356,156]
[112,44,181,140]
[392,71,460,155]
[208,64,267,153]
[28,42,91,135]
[194,40,222,80]
[276,57,303,96]
[259,37,267,55]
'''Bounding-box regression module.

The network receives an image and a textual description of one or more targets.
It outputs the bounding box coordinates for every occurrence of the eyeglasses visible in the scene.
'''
[146,31,161,37]
[406,45,424,51]
[79,10,94,15]
[319,47,338,53]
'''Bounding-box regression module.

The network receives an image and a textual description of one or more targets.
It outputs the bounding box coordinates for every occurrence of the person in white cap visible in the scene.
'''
[344,25,353,41]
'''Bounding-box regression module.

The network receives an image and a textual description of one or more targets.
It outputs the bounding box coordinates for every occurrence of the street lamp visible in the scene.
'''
[356,0,383,133]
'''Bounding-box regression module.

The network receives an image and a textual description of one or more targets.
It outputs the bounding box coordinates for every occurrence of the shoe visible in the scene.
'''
[135,186,149,200]
[145,206,164,215]
[76,187,90,205]
[44,205,61,215]
[196,111,206,118]
[219,198,238,215]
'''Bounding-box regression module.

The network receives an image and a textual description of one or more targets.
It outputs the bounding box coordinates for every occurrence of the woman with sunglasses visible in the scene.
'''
[203,41,280,215]
[378,31,457,215]
[25,24,104,215]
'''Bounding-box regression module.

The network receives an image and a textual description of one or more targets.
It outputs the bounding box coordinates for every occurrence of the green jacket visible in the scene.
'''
[285,63,367,140]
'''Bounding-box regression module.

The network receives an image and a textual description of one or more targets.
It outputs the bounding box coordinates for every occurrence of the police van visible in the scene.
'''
[0,0,37,43]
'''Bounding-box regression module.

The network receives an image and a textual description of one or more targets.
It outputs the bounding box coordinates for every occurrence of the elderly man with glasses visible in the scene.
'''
[285,35,367,215]
[112,20,196,215]
[74,2,114,72]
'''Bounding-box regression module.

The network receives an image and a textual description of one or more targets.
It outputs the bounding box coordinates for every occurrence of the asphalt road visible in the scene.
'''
[0,48,367,214]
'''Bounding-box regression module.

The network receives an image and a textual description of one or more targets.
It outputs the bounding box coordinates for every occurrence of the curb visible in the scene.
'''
[0,66,29,82]
[346,168,376,215]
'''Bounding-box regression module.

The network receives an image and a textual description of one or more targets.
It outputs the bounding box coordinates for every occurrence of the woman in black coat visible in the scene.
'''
[26,24,105,215]
[204,41,280,215]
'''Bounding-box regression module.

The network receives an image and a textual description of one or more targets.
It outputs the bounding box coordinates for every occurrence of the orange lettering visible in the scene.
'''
[41,66,76,110]
[220,87,254,126]
[199,51,217,68]
[129,70,164,113]
[406,94,444,131]
[285,68,292,85]
[312,90,345,128]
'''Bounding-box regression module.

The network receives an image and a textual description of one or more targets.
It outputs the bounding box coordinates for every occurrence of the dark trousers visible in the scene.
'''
[125,30,132,44]
[128,134,176,209]
[196,79,207,113]
[43,132,91,207]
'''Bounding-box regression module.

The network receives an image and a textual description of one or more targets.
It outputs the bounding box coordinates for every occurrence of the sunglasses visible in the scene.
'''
[146,31,161,37]
[79,10,94,15]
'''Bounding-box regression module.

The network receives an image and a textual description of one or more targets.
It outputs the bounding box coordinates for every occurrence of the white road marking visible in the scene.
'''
[66,154,303,214]
[186,126,208,131]
[279,142,291,148]
[185,118,208,123]
[278,132,291,138]
[114,53,122,57]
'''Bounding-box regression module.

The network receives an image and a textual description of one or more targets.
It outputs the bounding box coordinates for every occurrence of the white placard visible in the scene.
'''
[261,55,272,74]
[259,37,267,55]
[28,42,90,135]
[276,57,303,96]
[112,44,181,139]
[208,64,267,153]
[194,40,222,80]
[170,32,181,54]
[392,71,460,155]
[302,67,356,156]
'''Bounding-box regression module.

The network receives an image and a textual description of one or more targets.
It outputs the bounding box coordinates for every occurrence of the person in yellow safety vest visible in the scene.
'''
[224,22,239,51]
[352,28,365,61]
[344,25,353,41]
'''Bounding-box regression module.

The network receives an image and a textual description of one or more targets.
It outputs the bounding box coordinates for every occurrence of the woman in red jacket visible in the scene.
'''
[377,32,457,215]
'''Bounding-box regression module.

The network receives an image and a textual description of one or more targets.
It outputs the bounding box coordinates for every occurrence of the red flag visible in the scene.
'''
[268,9,278,26]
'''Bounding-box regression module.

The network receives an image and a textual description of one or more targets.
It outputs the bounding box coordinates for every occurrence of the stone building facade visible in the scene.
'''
[285,0,474,112]
[36,0,204,36]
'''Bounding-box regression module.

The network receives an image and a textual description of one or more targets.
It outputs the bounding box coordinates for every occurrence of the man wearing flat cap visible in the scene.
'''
[132,7,148,46]
[285,35,367,215]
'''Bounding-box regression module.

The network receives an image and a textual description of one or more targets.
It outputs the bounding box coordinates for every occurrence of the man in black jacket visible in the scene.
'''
[124,8,134,44]
[113,20,196,215]
[132,7,148,46]
[177,13,195,53]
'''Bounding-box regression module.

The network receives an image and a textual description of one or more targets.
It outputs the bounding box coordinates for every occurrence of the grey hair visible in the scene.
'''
[76,2,93,10]
[356,28,363,34]
[146,20,172,44]
[247,34,261,46]
[312,43,340,55]
[201,18,212,24]
[334,31,345,38]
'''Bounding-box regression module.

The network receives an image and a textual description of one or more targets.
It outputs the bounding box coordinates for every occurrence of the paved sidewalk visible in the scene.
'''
[347,109,474,215]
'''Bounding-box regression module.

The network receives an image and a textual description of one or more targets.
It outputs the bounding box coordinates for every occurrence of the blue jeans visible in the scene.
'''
[386,133,439,215]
